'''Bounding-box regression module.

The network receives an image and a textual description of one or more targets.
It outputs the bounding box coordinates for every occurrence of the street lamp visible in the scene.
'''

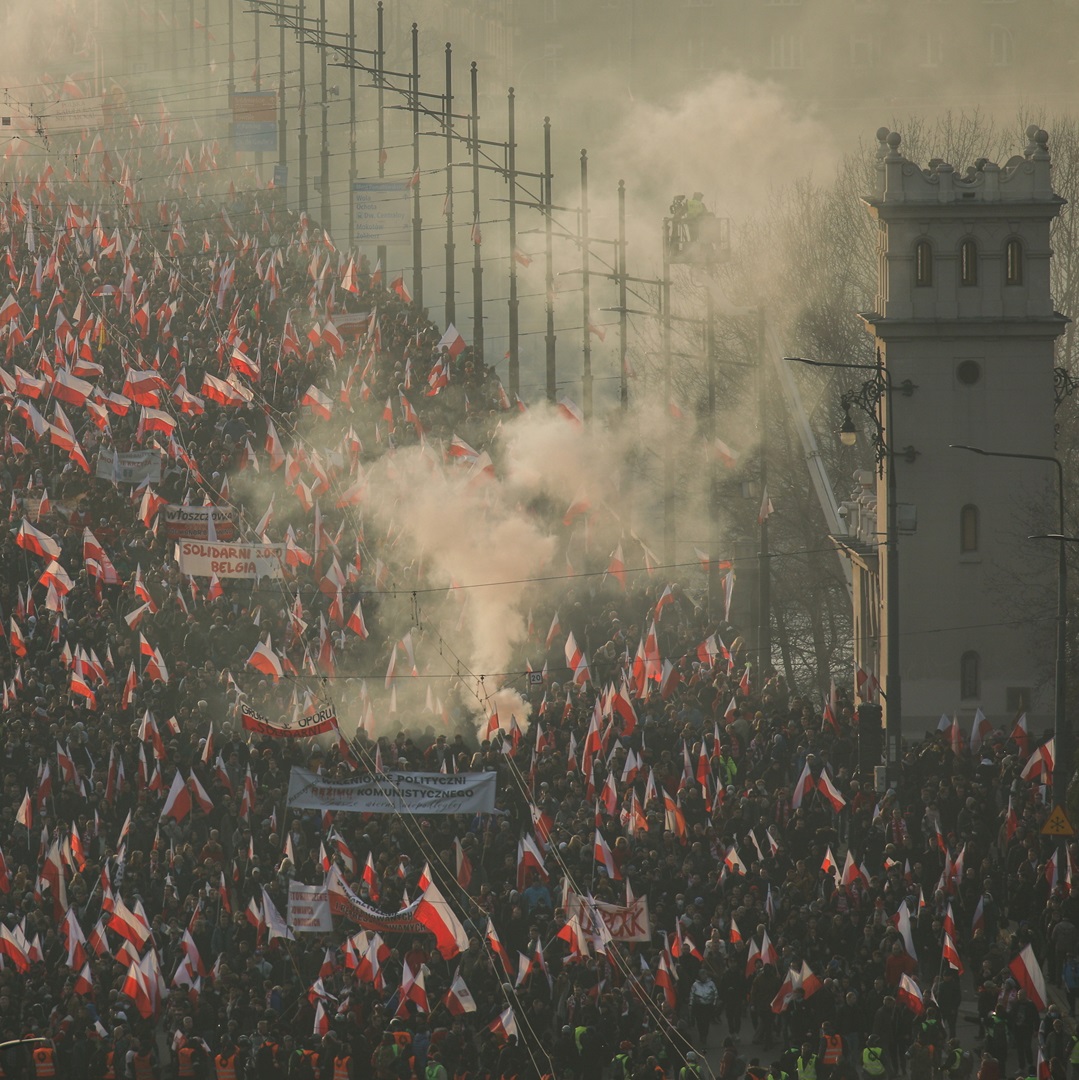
[950,444,1068,808]
[788,350,914,783]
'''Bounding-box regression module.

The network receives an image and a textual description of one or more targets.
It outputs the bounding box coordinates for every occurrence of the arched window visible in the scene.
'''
[960,651,980,700]
[1005,238,1023,284]
[959,239,978,286]
[915,240,933,286]
[960,504,979,553]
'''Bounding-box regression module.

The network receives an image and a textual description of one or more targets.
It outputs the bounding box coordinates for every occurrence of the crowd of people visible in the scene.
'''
[0,107,1072,1080]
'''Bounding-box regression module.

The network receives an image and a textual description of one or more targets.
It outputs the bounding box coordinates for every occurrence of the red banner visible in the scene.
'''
[241,702,337,738]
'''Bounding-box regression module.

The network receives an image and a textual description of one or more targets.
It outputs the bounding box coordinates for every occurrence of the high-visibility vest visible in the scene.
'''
[822,1036,843,1065]
[863,1048,886,1076]
[334,1055,352,1080]
[133,1052,155,1080]
[32,1048,56,1078]
[215,1053,238,1080]
[797,1055,817,1080]
[178,1046,198,1077]
[1070,1037,1079,1067]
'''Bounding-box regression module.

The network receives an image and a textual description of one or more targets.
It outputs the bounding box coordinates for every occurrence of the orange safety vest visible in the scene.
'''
[822,1036,843,1066]
[178,1046,198,1077]
[133,1052,155,1080]
[32,1048,56,1078]
[215,1053,238,1080]
[334,1055,352,1080]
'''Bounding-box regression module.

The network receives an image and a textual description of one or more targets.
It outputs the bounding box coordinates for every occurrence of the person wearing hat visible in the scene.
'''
[677,1050,702,1080]
[862,1034,887,1079]
[610,1040,634,1079]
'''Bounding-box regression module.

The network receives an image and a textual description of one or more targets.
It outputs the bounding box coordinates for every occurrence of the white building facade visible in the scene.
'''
[845,127,1067,758]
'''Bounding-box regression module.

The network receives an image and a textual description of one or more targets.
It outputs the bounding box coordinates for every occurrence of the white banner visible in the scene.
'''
[164,504,240,540]
[95,450,162,485]
[564,890,651,942]
[177,539,285,580]
[287,883,333,933]
[44,97,105,135]
[287,766,497,815]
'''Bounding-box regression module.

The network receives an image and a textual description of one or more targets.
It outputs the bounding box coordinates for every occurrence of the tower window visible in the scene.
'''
[1005,238,1023,284]
[914,240,933,286]
[960,651,980,700]
[960,504,979,553]
[959,239,977,286]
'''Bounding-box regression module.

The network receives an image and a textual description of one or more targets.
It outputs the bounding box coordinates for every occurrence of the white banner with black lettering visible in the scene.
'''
[287,883,333,932]
[95,450,163,484]
[286,766,497,815]
[177,539,286,580]
[164,504,240,540]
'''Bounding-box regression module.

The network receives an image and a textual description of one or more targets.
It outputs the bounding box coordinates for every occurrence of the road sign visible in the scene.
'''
[1041,805,1075,837]
[528,672,543,686]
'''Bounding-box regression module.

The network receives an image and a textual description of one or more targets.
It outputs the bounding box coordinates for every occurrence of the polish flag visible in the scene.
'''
[594,829,621,880]
[486,1006,518,1042]
[790,761,815,809]
[413,881,469,959]
[443,968,477,1015]
[16,519,61,559]
[816,768,847,812]
[161,771,192,822]
[486,919,515,977]
[247,635,284,681]
[897,973,924,1015]
[557,396,584,426]
[1008,944,1048,1010]
[301,384,334,420]
[347,599,369,638]
[942,930,964,974]
[436,324,466,359]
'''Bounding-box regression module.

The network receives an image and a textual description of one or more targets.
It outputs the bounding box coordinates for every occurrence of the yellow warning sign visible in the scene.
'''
[1041,805,1075,837]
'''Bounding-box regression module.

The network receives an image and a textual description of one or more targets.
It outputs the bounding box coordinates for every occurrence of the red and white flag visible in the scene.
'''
[897,973,924,1015]
[1008,944,1048,1010]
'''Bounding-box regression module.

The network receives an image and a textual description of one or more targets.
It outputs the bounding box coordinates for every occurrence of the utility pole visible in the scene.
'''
[580,149,592,420]
[278,0,287,174]
[348,0,356,248]
[757,307,771,669]
[470,61,482,359]
[319,0,330,229]
[661,219,674,564]
[228,0,235,98]
[706,289,718,621]
[411,24,423,309]
[507,88,519,399]
[618,179,628,412]
[298,0,308,213]
[376,2,386,275]
[544,116,556,403]
[443,43,455,326]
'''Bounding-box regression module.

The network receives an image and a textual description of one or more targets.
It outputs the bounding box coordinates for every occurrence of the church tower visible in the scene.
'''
[849,126,1067,762]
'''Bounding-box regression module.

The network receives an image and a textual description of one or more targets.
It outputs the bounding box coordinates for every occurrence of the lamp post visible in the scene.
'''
[788,351,917,783]
[951,444,1067,808]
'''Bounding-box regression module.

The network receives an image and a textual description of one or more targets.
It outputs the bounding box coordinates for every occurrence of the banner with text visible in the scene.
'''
[564,890,651,943]
[324,866,427,933]
[164,504,240,541]
[95,450,163,485]
[352,180,411,244]
[287,883,334,932]
[177,539,286,580]
[287,766,497,815]
[242,702,337,738]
